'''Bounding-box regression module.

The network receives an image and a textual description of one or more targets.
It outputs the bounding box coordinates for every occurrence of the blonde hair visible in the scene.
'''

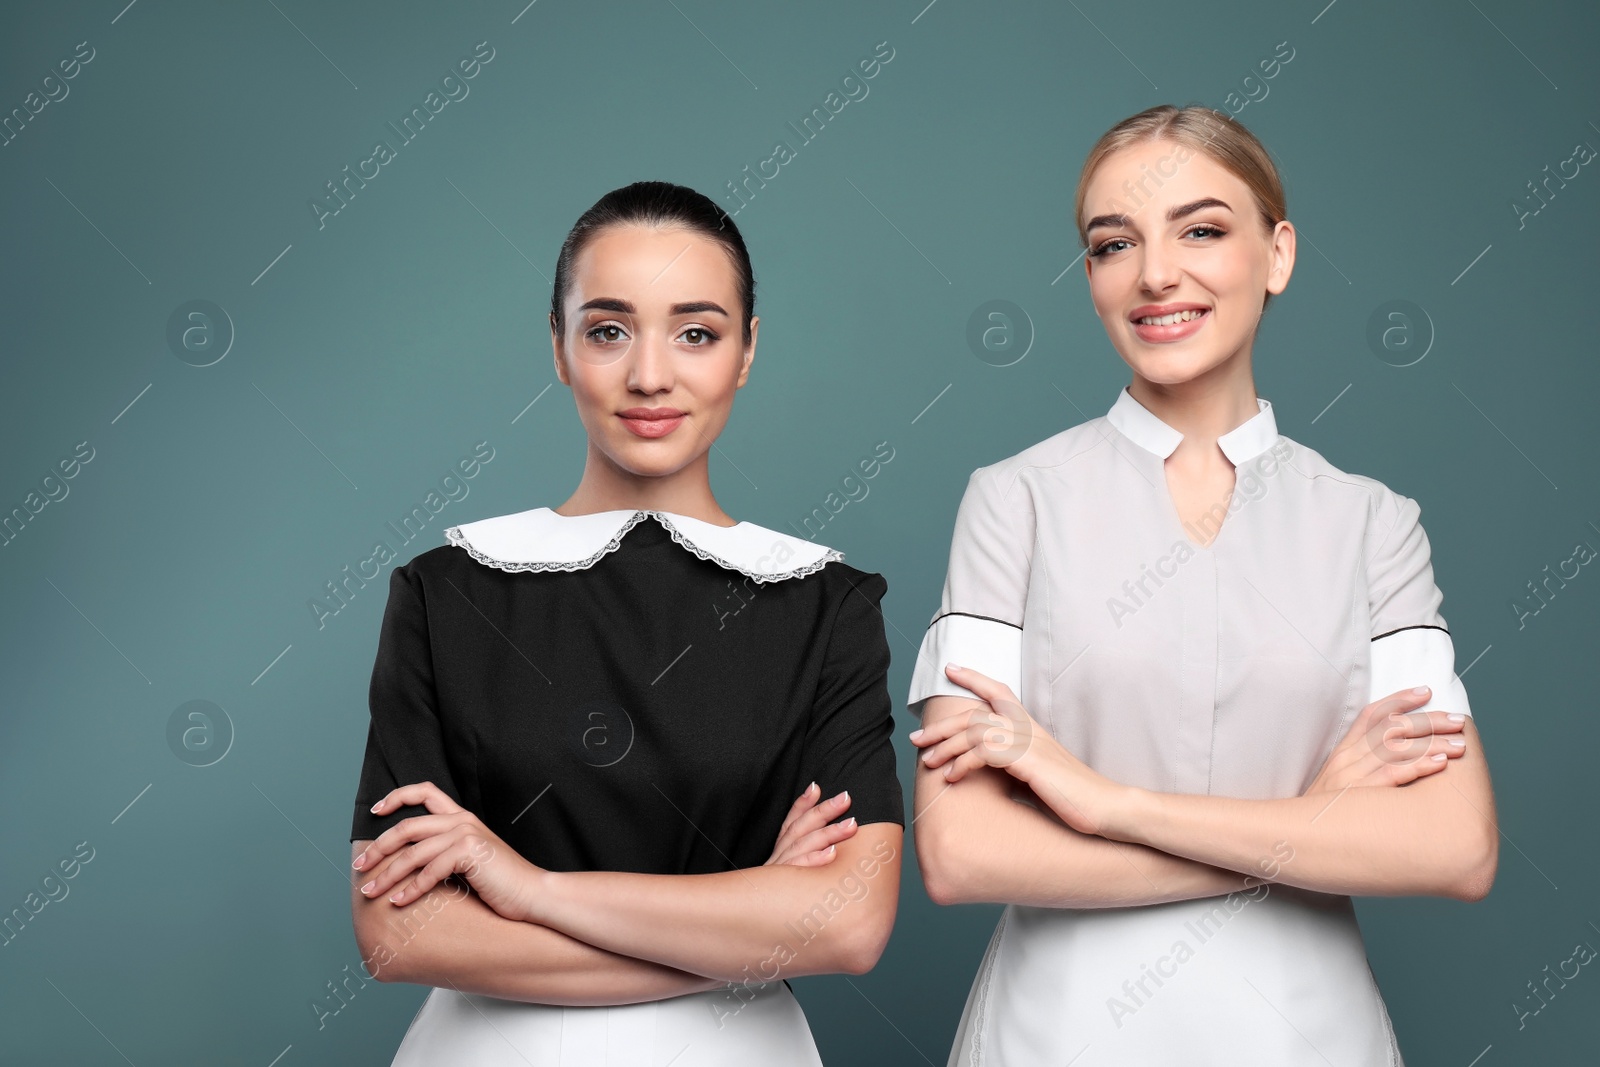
[1072,105,1286,249]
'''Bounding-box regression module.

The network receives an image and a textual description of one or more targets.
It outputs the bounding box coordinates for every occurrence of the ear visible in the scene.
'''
[551,313,570,386]
[1266,220,1296,295]
[735,315,758,389]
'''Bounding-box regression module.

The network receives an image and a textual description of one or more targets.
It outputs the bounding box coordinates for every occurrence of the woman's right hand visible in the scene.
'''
[1305,686,1469,793]
[763,782,857,867]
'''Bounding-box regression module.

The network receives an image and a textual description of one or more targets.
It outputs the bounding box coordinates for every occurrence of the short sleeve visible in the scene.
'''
[799,572,905,828]
[906,464,1033,712]
[1365,487,1472,717]
[349,564,467,841]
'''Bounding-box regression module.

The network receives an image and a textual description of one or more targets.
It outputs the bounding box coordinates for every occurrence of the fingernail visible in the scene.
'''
[1447,738,1464,748]
[844,817,857,828]
[947,663,963,671]
[808,781,818,795]
[1431,753,1446,761]
[909,729,924,741]
[388,891,404,902]
[352,854,365,870]
[360,881,375,894]
[1447,713,1465,722]
[370,801,383,812]
[825,845,836,855]
[839,790,850,803]
[1411,686,1430,696]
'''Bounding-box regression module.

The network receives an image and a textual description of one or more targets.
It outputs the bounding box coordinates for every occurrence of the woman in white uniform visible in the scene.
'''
[907,106,1499,1065]
[347,181,904,1065]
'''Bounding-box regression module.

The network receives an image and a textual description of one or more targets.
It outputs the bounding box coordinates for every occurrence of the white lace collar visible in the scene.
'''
[444,507,843,583]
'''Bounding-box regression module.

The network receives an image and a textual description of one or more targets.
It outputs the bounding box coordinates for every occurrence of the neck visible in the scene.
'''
[1127,348,1259,461]
[556,444,735,526]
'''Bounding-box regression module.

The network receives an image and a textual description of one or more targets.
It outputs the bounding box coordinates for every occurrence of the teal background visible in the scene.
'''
[3,0,1597,1063]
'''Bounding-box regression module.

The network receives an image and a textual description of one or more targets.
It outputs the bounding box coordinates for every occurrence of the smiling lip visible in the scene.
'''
[618,407,686,439]
[1129,303,1211,343]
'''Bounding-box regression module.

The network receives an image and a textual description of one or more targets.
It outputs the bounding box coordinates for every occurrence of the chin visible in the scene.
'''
[1120,347,1231,385]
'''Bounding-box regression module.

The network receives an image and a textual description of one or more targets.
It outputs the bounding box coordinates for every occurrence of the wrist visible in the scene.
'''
[1103,784,1156,844]
[519,867,562,925]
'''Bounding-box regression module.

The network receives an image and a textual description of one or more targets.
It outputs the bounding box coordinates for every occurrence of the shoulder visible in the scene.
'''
[974,418,1116,490]
[1270,436,1424,538]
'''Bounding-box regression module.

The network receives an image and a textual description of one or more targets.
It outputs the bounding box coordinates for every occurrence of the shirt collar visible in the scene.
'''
[444,507,842,583]
[1105,386,1279,466]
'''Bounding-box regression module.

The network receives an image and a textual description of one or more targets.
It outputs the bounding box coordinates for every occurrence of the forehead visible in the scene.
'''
[1081,139,1251,223]
[567,224,739,306]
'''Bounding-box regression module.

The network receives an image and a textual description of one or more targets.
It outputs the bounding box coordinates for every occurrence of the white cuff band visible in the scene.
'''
[907,613,1023,710]
[1370,626,1472,716]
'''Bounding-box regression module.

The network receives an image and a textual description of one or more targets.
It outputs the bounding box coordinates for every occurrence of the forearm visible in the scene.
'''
[1103,774,1496,899]
[525,828,902,982]
[916,772,1250,908]
[355,878,722,1005]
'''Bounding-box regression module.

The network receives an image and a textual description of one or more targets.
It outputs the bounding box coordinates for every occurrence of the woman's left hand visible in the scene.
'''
[353,781,544,923]
[910,664,1129,838]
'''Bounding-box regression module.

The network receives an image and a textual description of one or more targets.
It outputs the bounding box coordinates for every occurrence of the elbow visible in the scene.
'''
[914,820,973,907]
[1445,826,1499,903]
[834,908,896,976]
[352,908,410,984]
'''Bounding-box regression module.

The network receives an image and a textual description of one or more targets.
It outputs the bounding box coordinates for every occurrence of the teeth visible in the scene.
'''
[1136,309,1205,326]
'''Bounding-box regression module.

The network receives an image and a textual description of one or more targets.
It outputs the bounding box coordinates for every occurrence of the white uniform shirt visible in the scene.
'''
[908,386,1470,1066]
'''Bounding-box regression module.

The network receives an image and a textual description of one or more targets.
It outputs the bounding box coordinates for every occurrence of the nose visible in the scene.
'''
[626,328,674,395]
[1137,241,1182,296]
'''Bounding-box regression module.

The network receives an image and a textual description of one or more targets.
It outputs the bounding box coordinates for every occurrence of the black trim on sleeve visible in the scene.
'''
[928,610,1024,631]
[1371,623,1450,641]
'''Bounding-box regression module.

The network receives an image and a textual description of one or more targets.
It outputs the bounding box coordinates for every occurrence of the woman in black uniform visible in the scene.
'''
[347,181,905,1065]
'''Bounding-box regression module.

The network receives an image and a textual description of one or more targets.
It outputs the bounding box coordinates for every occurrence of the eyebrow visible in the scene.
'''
[576,298,730,317]
[1084,197,1235,233]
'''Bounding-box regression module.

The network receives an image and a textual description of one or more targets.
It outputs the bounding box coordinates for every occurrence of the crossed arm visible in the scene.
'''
[350,785,903,1004]
[912,666,1498,909]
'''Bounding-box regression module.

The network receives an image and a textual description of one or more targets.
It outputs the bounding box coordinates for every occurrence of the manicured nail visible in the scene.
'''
[1447,713,1465,722]
[352,853,365,870]
[1430,753,1446,761]
[360,881,375,894]
[1411,686,1430,696]
[843,817,857,829]
[947,663,963,671]
[388,891,404,902]
[1447,738,1464,748]
[909,729,924,741]
[370,801,383,812]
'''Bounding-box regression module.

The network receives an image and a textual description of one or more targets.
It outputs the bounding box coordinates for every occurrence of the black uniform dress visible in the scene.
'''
[349,506,904,1066]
